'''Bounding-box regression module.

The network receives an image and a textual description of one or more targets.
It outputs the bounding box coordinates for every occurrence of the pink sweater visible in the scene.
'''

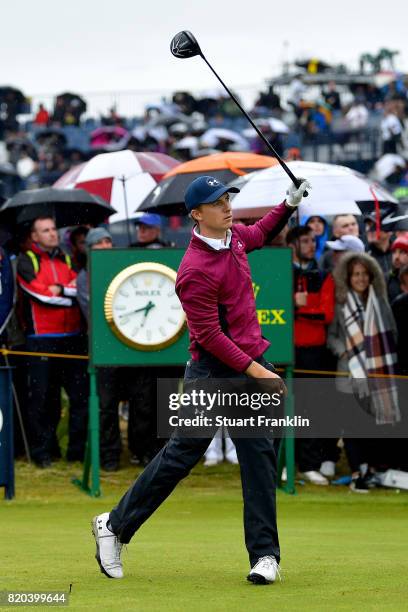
[175,202,293,371]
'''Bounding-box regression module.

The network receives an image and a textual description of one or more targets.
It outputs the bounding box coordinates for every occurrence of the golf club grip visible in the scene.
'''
[279,163,309,198]
[201,54,308,198]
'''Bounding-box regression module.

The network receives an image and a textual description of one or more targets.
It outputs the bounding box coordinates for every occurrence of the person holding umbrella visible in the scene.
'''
[128,212,174,466]
[17,216,88,467]
[131,213,170,248]
[92,174,310,585]
[76,228,123,473]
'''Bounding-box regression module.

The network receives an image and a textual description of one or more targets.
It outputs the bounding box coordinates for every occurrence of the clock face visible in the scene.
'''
[104,262,186,351]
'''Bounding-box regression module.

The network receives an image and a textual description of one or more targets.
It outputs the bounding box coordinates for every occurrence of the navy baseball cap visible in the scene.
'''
[134,213,162,227]
[184,175,239,212]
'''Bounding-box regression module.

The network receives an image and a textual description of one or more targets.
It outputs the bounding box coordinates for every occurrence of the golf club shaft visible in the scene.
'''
[200,54,303,190]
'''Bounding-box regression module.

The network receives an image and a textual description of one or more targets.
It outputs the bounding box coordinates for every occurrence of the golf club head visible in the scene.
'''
[170,31,202,59]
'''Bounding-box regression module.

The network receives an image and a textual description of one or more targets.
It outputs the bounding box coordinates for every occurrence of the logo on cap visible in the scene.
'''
[207,178,220,187]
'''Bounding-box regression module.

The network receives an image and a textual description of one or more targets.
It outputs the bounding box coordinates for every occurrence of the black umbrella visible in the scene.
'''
[0,86,25,103]
[34,128,68,146]
[137,169,246,216]
[0,86,28,114]
[381,202,408,231]
[0,188,116,227]
[56,92,87,114]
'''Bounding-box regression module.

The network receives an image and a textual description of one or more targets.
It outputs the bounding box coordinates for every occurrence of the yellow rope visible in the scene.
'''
[0,347,88,360]
[1,347,407,378]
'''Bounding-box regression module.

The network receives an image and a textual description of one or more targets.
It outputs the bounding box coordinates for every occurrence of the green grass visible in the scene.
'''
[1,461,408,611]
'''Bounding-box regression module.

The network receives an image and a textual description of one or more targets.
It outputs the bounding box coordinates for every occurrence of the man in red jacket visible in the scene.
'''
[17,216,88,467]
[92,175,310,585]
[286,226,336,482]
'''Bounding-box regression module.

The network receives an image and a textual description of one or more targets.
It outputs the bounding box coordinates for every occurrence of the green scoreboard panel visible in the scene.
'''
[90,247,293,367]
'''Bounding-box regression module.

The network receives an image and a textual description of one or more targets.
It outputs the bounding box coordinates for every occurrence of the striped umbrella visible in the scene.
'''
[54,150,180,224]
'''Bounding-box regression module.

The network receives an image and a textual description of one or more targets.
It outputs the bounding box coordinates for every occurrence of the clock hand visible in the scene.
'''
[140,301,156,327]
[119,301,155,318]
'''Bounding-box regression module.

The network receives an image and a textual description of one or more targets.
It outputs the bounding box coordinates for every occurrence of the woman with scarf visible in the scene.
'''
[328,252,400,492]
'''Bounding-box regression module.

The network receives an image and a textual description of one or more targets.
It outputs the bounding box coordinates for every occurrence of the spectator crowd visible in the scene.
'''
[1,60,408,493]
[1,67,408,201]
[1,198,408,493]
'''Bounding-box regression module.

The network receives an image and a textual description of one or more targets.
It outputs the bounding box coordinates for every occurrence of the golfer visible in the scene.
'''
[92,175,310,584]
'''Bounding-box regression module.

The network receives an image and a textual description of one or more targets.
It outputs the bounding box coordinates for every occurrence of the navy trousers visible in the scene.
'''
[109,356,280,566]
[25,335,88,462]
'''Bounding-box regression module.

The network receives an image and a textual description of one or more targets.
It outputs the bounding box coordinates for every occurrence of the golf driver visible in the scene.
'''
[170,30,308,196]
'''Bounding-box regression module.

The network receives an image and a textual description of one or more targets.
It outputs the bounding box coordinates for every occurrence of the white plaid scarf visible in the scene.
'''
[343,286,400,425]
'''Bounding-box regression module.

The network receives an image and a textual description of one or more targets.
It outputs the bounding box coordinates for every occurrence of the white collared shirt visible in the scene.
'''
[193,227,232,251]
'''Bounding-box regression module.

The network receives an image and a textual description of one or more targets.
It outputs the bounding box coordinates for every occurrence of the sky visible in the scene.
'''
[2,0,407,115]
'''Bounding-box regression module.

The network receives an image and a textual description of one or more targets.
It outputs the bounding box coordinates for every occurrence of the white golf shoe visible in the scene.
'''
[247,556,281,585]
[302,470,329,485]
[204,435,223,466]
[225,436,239,464]
[92,512,124,579]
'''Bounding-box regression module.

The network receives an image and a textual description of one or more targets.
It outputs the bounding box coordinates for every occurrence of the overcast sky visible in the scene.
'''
[2,0,407,113]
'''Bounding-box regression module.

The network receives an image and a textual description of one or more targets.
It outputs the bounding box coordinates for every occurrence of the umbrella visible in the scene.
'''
[54,150,180,224]
[34,128,68,147]
[371,154,406,182]
[55,92,87,113]
[131,125,168,143]
[0,86,28,114]
[90,126,129,151]
[0,188,116,227]
[381,203,408,231]
[199,128,249,151]
[148,110,193,127]
[228,161,398,219]
[0,86,25,103]
[137,152,279,215]
[243,118,290,137]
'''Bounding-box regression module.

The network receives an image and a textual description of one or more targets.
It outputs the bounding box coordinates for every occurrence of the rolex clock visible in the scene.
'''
[104,262,186,351]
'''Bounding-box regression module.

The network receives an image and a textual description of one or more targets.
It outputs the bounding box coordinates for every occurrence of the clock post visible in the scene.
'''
[73,247,295,496]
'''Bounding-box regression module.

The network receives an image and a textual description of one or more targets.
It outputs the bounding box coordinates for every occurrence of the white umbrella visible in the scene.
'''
[173,136,199,156]
[230,161,398,219]
[371,154,406,182]
[200,128,250,151]
[131,125,169,143]
[243,118,290,138]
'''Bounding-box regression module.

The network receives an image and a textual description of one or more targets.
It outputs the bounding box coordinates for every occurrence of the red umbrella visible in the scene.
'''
[54,150,180,224]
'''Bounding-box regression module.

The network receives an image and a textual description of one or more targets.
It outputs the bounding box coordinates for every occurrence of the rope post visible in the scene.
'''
[278,365,296,495]
[72,366,101,497]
